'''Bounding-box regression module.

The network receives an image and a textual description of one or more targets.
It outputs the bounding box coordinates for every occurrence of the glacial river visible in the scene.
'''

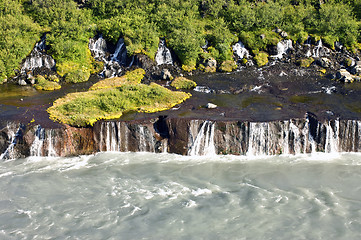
[0,152,361,239]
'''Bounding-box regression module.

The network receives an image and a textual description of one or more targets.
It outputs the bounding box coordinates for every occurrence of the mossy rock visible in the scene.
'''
[90,68,145,90]
[344,58,353,67]
[254,52,269,67]
[34,75,61,91]
[170,77,197,89]
[204,66,217,73]
[220,60,237,72]
[182,64,196,72]
[298,58,314,68]
[64,69,91,83]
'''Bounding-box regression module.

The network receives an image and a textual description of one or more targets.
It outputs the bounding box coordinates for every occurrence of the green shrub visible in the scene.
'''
[254,52,269,67]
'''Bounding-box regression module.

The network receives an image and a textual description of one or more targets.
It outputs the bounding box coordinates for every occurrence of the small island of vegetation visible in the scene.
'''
[47,69,191,127]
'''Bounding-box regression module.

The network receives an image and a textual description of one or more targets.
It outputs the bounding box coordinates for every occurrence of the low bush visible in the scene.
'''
[34,75,61,91]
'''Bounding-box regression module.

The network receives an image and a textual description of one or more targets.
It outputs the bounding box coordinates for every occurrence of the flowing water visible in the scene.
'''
[1,152,361,239]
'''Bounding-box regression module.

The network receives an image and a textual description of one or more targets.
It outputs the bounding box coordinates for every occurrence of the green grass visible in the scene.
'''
[48,69,191,127]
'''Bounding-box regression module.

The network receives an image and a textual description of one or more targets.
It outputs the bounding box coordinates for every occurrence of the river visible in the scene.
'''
[0,152,361,239]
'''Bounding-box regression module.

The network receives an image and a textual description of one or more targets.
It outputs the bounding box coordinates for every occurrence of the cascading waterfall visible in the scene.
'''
[271,40,293,59]
[30,126,45,157]
[47,129,57,157]
[188,120,216,156]
[21,36,55,73]
[88,35,108,60]
[312,39,330,58]
[155,39,173,65]
[232,41,249,60]
[325,120,339,153]
[0,124,23,160]
[89,36,128,78]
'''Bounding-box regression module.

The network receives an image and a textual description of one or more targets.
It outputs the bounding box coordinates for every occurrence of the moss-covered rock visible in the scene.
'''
[34,75,61,91]
[298,57,314,68]
[90,68,145,90]
[219,60,237,72]
[170,77,197,89]
[64,69,91,83]
[254,52,269,67]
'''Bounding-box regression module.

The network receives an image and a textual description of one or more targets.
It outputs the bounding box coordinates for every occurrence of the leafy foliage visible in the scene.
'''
[0,0,42,83]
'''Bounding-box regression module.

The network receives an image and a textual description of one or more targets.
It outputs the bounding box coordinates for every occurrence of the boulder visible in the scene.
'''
[161,69,172,80]
[280,31,288,38]
[18,79,27,86]
[206,58,217,68]
[206,103,217,109]
[317,58,332,68]
[350,65,361,75]
[336,69,353,83]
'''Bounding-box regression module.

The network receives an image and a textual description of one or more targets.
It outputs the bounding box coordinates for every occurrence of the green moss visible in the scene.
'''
[182,64,196,72]
[170,77,197,89]
[90,68,145,90]
[64,69,91,83]
[219,60,237,72]
[48,82,191,127]
[254,52,269,67]
[345,58,353,67]
[298,58,314,68]
[34,75,61,91]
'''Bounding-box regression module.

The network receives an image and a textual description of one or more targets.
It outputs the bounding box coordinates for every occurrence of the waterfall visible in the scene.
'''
[21,36,56,73]
[30,126,45,157]
[0,124,23,160]
[88,35,107,60]
[232,41,249,60]
[233,41,249,60]
[89,37,128,78]
[188,121,216,156]
[47,129,57,157]
[155,39,173,65]
[325,120,339,153]
[312,40,330,58]
[271,40,293,59]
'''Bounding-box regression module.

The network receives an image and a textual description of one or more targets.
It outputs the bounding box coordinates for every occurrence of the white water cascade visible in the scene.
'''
[312,39,330,58]
[188,120,216,156]
[21,37,56,73]
[271,39,293,59]
[155,39,173,65]
[88,36,108,60]
[0,124,23,160]
[88,36,128,78]
[232,41,249,60]
[30,126,46,157]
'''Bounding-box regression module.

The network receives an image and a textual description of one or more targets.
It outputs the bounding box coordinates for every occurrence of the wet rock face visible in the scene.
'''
[1,115,361,159]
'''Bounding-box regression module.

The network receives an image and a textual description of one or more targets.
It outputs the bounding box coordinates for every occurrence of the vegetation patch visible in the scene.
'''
[220,60,237,72]
[48,69,191,127]
[90,69,145,90]
[298,58,314,68]
[170,77,197,90]
[254,52,269,67]
[34,75,61,91]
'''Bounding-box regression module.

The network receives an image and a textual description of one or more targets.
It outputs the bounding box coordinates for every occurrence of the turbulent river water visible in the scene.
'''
[1,152,361,239]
